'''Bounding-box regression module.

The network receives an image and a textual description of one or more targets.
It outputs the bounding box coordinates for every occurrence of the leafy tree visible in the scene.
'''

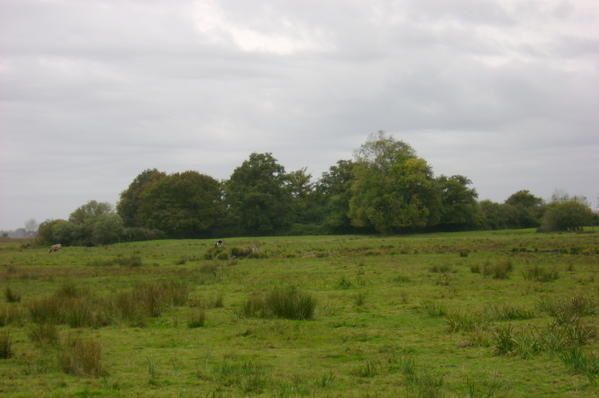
[117,169,166,227]
[69,201,113,225]
[504,190,544,227]
[316,160,356,232]
[539,199,594,232]
[91,214,125,245]
[436,175,478,229]
[138,171,224,238]
[25,219,38,233]
[225,153,291,235]
[287,168,319,225]
[348,132,440,233]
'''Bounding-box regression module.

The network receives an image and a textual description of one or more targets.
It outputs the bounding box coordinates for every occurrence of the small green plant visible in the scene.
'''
[4,286,21,303]
[188,309,206,328]
[446,312,486,333]
[0,331,12,359]
[59,337,104,377]
[315,371,335,388]
[470,264,481,273]
[115,254,143,267]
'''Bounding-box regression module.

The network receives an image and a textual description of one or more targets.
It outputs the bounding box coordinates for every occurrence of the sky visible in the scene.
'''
[1,0,598,230]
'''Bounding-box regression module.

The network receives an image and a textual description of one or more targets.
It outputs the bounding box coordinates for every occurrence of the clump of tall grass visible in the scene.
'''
[4,286,21,303]
[422,301,447,317]
[493,324,516,355]
[241,287,316,320]
[479,259,513,279]
[523,265,559,282]
[337,276,353,289]
[539,295,596,322]
[485,304,535,321]
[188,309,206,328]
[446,312,487,333]
[198,358,267,394]
[59,336,104,377]
[428,264,453,273]
[351,360,379,377]
[29,323,59,346]
[560,348,599,383]
[0,331,12,359]
[0,304,22,326]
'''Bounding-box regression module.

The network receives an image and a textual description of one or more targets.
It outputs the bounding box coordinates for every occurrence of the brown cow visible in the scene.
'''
[48,244,62,253]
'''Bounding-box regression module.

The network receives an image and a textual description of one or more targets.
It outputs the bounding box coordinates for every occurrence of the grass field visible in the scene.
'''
[1,229,598,397]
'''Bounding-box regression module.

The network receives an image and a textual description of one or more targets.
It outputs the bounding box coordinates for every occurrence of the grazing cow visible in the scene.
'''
[214,240,224,248]
[48,243,62,253]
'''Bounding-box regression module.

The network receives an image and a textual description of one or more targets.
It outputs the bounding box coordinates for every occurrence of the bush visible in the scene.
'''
[242,287,316,320]
[539,200,594,232]
[59,337,104,377]
[494,324,516,355]
[0,331,12,359]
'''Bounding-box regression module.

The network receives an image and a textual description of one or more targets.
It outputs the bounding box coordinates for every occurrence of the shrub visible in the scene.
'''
[481,259,513,279]
[539,200,594,232]
[242,287,316,320]
[188,309,206,328]
[0,331,12,359]
[4,287,21,303]
[59,337,104,377]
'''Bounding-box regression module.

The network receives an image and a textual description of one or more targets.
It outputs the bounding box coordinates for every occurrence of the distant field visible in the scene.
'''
[1,229,598,397]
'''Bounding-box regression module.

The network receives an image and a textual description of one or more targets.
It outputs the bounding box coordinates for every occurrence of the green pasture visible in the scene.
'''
[1,229,598,397]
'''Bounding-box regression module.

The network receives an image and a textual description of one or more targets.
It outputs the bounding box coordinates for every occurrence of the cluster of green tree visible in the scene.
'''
[37,133,597,246]
[37,201,163,246]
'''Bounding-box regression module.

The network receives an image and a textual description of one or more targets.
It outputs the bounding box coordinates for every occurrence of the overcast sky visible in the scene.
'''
[1,0,598,229]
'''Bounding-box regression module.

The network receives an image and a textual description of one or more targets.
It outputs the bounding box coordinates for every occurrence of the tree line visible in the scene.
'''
[37,133,597,246]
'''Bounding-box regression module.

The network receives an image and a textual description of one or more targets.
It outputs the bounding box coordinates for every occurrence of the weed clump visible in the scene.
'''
[242,287,316,320]
[0,304,22,326]
[59,336,104,377]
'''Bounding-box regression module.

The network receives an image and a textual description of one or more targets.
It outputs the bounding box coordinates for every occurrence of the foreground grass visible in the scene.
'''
[0,229,598,397]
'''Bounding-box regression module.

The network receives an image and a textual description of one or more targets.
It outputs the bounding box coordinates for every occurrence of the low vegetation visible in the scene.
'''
[0,229,598,396]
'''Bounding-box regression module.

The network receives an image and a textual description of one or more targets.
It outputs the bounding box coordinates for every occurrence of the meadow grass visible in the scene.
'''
[0,228,598,396]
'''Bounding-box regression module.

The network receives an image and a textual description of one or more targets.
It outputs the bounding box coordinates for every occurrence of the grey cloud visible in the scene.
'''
[1,0,599,229]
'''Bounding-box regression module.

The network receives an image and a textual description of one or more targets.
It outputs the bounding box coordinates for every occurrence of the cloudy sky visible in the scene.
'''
[1,0,598,229]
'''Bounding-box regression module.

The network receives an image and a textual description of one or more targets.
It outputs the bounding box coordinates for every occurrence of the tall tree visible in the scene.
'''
[225,153,291,235]
[138,171,224,238]
[436,175,479,229]
[316,160,356,232]
[349,132,440,233]
[117,169,166,227]
[504,190,544,228]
